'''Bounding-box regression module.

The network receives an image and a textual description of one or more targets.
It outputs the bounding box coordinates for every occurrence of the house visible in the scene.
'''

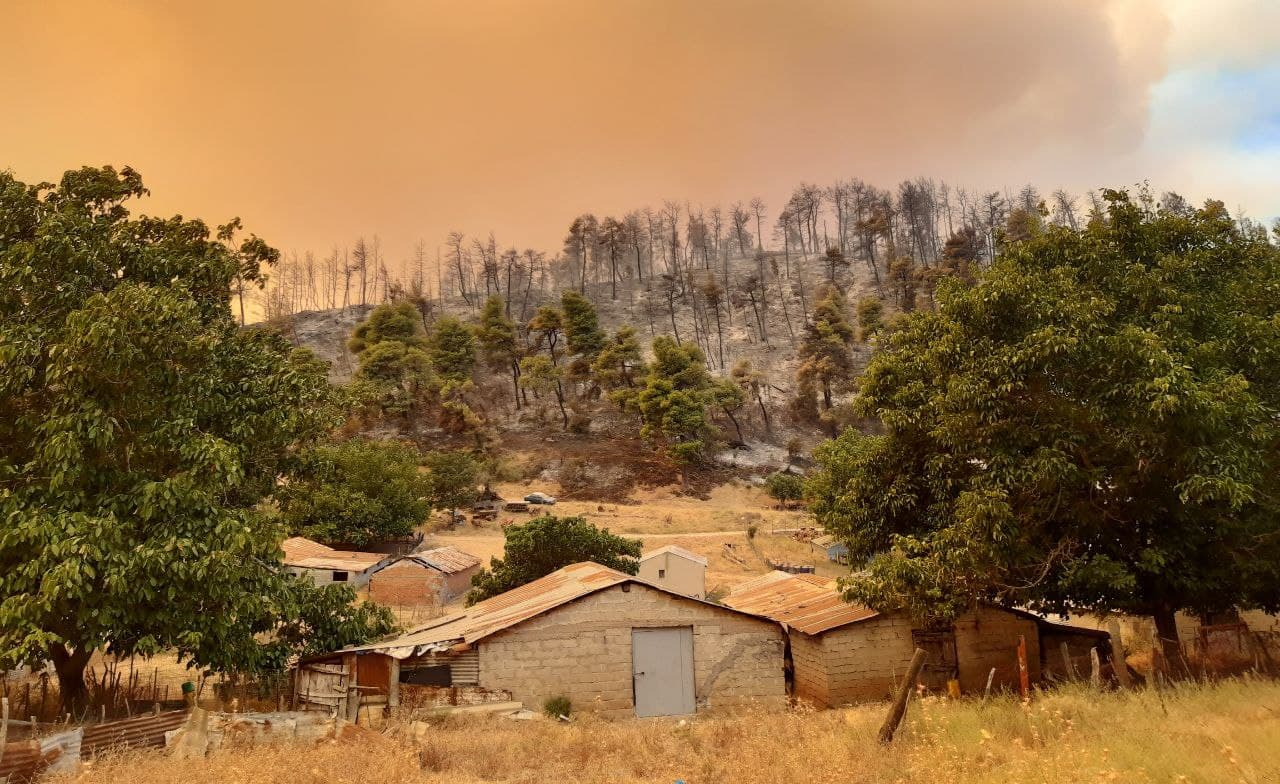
[723,571,1111,708]
[299,561,786,719]
[282,536,393,588]
[637,545,708,599]
[368,546,483,607]
[811,534,849,565]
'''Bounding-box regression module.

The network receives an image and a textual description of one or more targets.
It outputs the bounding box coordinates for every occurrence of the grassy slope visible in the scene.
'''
[64,679,1280,784]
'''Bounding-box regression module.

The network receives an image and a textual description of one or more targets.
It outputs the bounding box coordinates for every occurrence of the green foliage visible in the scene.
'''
[796,286,857,411]
[0,166,386,707]
[426,316,477,382]
[348,301,425,355]
[475,295,518,369]
[423,450,480,515]
[808,190,1280,628]
[277,439,431,548]
[466,515,641,604]
[629,337,728,464]
[764,471,805,508]
[855,297,884,341]
[542,695,572,718]
[591,326,647,396]
[560,290,606,361]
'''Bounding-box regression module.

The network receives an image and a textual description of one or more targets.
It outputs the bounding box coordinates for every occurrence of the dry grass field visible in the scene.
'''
[59,678,1280,784]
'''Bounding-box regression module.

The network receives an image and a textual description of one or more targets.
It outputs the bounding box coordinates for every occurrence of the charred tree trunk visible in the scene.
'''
[50,645,92,715]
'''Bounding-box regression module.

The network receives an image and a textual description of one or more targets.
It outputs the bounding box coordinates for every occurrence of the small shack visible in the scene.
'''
[282,536,392,588]
[811,534,849,565]
[637,545,708,599]
[724,571,1110,708]
[300,561,785,719]
[368,546,483,607]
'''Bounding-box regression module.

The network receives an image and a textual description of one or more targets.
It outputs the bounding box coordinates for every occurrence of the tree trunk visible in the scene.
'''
[1152,605,1183,674]
[50,645,92,716]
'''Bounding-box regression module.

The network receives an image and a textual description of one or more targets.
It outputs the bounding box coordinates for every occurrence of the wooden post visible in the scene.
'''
[877,648,927,744]
[1059,642,1075,680]
[1108,620,1132,688]
[1016,635,1030,700]
[1089,647,1102,688]
[388,658,401,712]
[1,696,10,766]
[983,667,996,699]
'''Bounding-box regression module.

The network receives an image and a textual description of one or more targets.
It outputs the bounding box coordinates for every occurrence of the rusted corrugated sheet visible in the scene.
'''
[723,570,880,635]
[80,710,189,757]
[0,740,49,783]
[410,546,481,574]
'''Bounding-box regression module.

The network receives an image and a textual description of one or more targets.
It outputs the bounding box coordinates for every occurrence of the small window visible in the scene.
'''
[331,571,349,582]
[657,569,666,578]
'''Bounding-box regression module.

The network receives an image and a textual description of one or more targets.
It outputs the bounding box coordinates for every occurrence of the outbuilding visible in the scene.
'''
[724,571,1111,708]
[368,546,483,607]
[301,561,785,719]
[637,545,708,599]
[282,536,392,588]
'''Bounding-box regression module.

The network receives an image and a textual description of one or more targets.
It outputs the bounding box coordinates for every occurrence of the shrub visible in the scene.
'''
[764,471,805,509]
[543,695,572,718]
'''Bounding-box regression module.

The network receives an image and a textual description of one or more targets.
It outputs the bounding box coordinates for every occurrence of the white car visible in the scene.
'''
[524,492,557,505]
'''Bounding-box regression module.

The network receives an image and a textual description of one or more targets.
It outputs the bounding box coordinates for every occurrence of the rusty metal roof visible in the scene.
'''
[289,551,389,571]
[722,570,879,636]
[407,546,483,574]
[281,536,333,562]
[641,544,708,566]
[336,561,771,658]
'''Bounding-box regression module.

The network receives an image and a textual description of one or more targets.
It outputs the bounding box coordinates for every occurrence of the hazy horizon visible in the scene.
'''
[5,0,1279,266]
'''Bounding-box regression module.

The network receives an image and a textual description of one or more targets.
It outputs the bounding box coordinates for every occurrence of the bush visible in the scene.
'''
[543,695,572,718]
[764,471,805,509]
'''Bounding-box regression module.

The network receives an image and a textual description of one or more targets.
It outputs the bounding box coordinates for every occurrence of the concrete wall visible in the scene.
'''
[953,606,1041,693]
[638,552,706,599]
[290,565,378,589]
[813,616,919,707]
[476,583,784,718]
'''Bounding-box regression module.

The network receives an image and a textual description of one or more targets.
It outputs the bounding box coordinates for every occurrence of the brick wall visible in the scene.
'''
[789,631,829,706]
[369,561,445,607]
[819,616,918,707]
[953,606,1040,693]
[441,565,479,601]
[477,583,785,719]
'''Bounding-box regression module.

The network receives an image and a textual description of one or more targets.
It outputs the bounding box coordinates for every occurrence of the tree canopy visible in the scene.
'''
[806,190,1280,655]
[0,167,392,710]
[466,515,641,604]
[277,439,431,548]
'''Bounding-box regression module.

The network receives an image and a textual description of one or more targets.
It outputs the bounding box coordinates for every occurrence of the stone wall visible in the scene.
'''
[476,583,785,719]
[953,606,1041,693]
[368,561,445,607]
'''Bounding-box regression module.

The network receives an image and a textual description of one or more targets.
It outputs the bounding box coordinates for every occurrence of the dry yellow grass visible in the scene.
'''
[60,679,1280,784]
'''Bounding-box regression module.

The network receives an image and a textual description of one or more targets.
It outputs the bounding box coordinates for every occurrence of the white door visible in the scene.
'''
[632,627,695,717]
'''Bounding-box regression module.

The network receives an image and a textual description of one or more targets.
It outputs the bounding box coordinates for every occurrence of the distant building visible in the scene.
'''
[638,545,708,599]
[368,546,483,607]
[811,534,848,565]
[299,562,784,720]
[724,571,1111,708]
[282,536,392,588]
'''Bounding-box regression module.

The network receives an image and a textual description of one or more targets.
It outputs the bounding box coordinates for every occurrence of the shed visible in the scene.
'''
[282,536,392,588]
[368,546,483,607]
[637,545,708,599]
[302,562,785,719]
[723,571,1110,708]
[811,535,849,565]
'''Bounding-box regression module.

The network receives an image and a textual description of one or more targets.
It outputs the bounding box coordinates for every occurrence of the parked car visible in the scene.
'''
[524,492,557,505]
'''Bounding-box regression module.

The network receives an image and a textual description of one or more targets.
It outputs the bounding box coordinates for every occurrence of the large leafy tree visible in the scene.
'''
[277,439,431,548]
[466,515,641,604]
[807,191,1280,660]
[0,167,391,711]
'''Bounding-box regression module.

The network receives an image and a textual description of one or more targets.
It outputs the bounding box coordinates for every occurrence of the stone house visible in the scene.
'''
[637,545,708,599]
[301,561,785,719]
[282,536,392,588]
[368,546,482,607]
[724,571,1111,708]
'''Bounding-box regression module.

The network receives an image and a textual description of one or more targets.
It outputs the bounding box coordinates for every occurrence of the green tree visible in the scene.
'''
[764,471,805,509]
[807,190,1280,661]
[560,291,605,394]
[348,301,425,354]
[347,301,435,417]
[424,450,480,521]
[796,286,857,410]
[277,439,431,548]
[476,295,523,408]
[591,326,647,399]
[631,336,720,465]
[855,296,884,341]
[0,166,388,711]
[466,515,641,604]
[427,315,476,382]
[519,353,569,428]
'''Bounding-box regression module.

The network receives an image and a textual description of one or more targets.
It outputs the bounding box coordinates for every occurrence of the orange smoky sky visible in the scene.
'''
[3,0,1179,263]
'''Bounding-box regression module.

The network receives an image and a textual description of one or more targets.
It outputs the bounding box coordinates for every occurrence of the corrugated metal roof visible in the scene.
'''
[812,535,840,548]
[408,546,482,574]
[289,551,389,571]
[722,570,879,636]
[336,561,770,659]
[641,544,709,566]
[282,536,334,562]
